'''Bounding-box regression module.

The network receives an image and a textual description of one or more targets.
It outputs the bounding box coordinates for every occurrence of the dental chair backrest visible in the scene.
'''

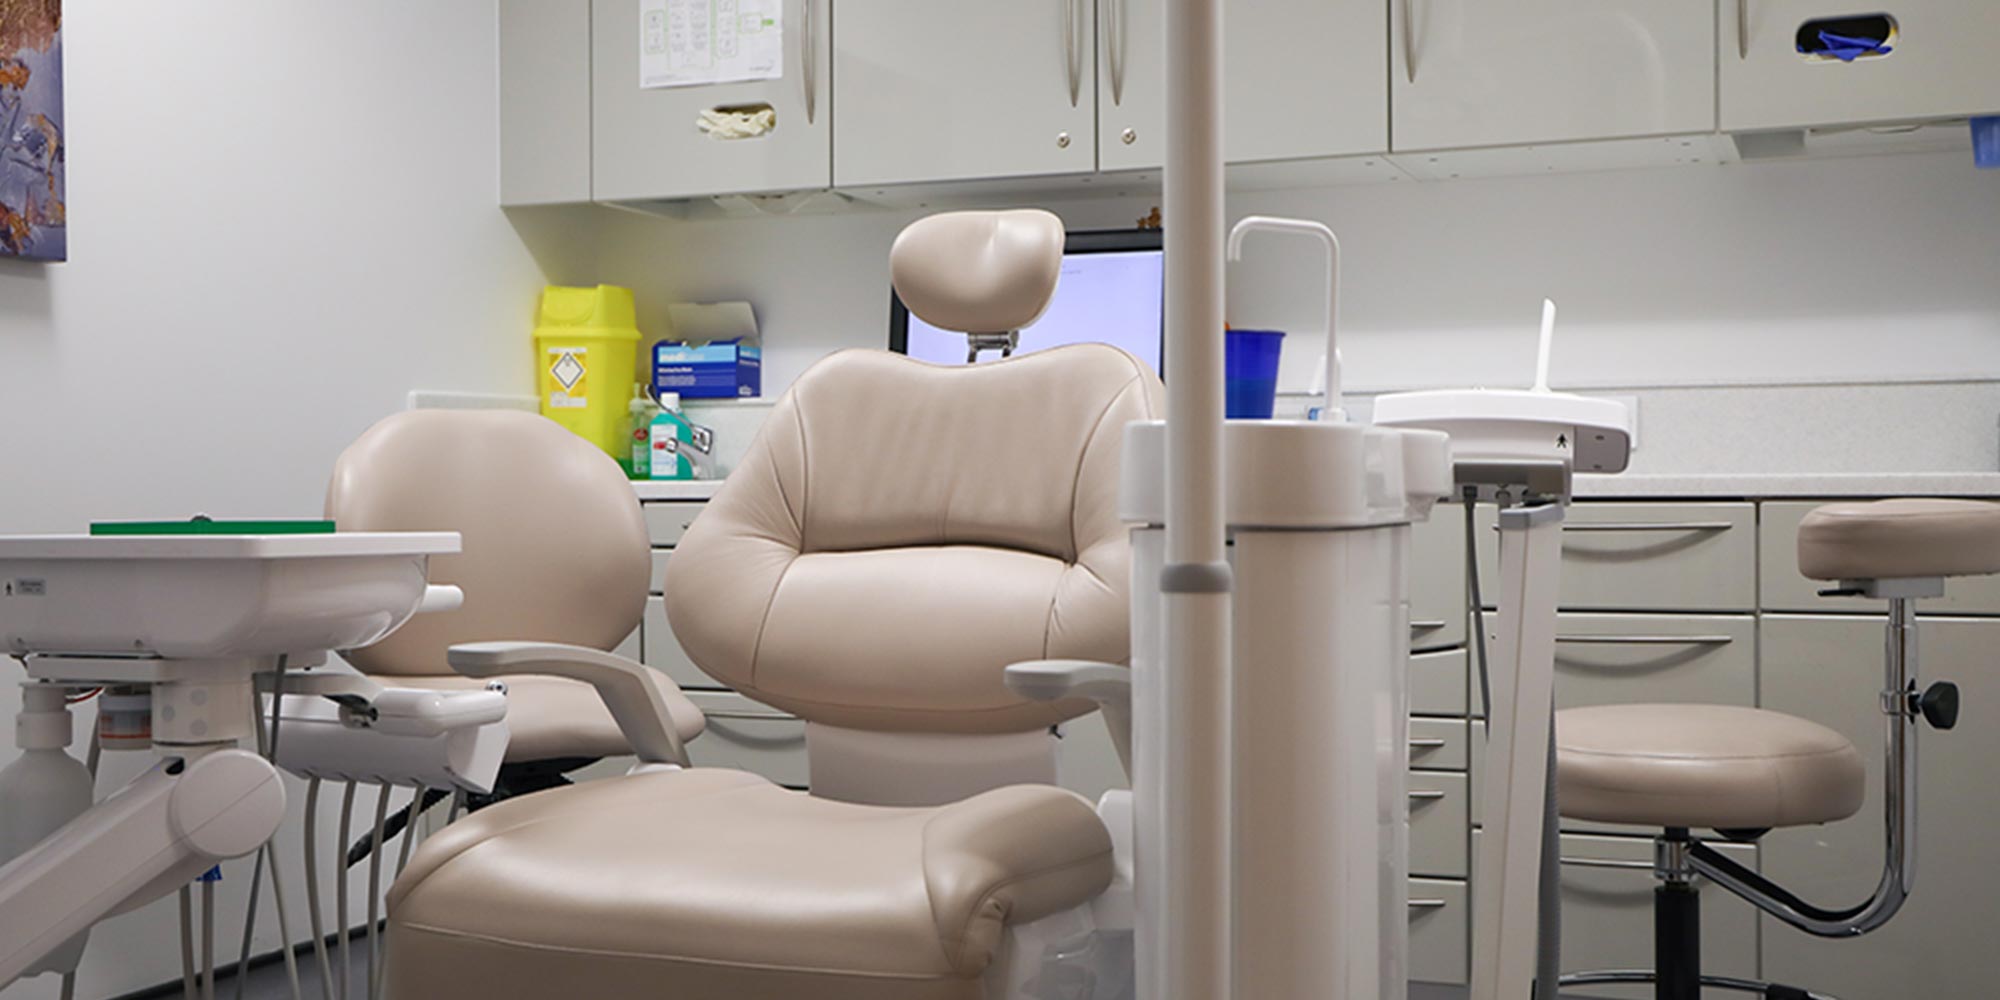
[666,209,1162,744]
[326,409,651,677]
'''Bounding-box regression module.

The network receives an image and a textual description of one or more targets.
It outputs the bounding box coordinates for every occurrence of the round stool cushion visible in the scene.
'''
[1557,704,1865,831]
[1798,498,2000,582]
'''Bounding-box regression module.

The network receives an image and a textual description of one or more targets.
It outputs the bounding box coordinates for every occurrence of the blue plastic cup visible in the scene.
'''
[1225,329,1285,419]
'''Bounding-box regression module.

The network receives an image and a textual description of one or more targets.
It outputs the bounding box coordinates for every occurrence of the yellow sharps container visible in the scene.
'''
[533,285,640,458]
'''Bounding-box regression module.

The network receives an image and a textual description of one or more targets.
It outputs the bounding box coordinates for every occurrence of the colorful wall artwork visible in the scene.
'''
[1,0,64,261]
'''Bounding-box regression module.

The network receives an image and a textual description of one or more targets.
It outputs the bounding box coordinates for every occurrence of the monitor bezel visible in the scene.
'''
[887,228,1166,365]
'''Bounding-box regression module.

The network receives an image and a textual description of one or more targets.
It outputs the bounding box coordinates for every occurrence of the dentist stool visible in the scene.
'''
[326,409,707,798]
[1554,498,1998,1000]
[380,210,1163,1000]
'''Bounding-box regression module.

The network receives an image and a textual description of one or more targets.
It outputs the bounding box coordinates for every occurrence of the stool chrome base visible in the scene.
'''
[1559,969,1836,1000]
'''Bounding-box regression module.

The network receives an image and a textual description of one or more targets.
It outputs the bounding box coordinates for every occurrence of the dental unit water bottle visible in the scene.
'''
[0,686,94,977]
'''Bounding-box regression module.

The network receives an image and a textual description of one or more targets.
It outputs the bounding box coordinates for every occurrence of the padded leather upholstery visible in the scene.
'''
[665,344,1163,733]
[384,769,1114,1000]
[890,209,1064,334]
[1798,498,2000,582]
[326,409,702,761]
[1557,704,1865,830]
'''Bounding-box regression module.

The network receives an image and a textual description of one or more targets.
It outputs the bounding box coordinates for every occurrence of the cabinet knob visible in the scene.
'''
[1121,128,1137,145]
[1057,131,1072,149]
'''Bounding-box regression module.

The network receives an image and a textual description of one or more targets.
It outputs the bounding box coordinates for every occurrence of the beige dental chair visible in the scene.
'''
[381,209,1163,1000]
[1554,498,1998,1000]
[326,408,707,800]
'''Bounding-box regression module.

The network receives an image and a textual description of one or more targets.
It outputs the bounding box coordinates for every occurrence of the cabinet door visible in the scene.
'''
[1760,615,2000,999]
[833,0,1097,187]
[1722,1,2000,131]
[500,0,593,205]
[1390,0,1715,152]
[1098,0,1387,171]
[592,0,831,201]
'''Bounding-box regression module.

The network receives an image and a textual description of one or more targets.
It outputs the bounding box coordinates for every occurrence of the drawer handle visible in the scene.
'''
[1552,520,1728,536]
[1554,635,1734,646]
[1409,789,1448,801]
[701,708,799,722]
[1411,620,1449,632]
[1559,857,1655,871]
[1408,898,1449,909]
[1409,738,1449,749]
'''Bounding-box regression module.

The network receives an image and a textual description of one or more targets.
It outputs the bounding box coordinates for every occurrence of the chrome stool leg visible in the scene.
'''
[1559,969,1837,999]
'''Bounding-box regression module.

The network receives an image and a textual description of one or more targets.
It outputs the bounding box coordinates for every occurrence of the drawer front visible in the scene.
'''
[1408,877,1469,986]
[1055,712,1127,803]
[1410,771,1469,879]
[1469,720,1485,827]
[1760,500,2000,616]
[1411,508,1469,652]
[1553,834,1758,998]
[649,548,670,595]
[613,625,640,663]
[1409,718,1468,772]
[643,595,725,691]
[1478,502,1757,612]
[1544,613,1757,711]
[684,690,807,788]
[1411,648,1469,718]
[643,501,706,547]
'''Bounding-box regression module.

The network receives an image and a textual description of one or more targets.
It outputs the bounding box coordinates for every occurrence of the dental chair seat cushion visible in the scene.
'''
[397,672,704,763]
[1798,498,2000,581]
[1557,704,1865,831]
[384,769,1114,1000]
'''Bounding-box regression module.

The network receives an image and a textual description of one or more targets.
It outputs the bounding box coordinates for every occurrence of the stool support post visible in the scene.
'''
[1654,880,1702,1000]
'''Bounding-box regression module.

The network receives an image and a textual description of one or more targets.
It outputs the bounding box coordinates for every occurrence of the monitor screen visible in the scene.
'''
[890,230,1164,376]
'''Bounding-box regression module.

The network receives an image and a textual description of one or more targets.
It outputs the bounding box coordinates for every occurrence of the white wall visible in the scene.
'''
[599,149,2000,400]
[0,3,583,996]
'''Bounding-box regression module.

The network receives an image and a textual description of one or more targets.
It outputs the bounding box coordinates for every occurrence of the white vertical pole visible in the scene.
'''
[1471,504,1566,1000]
[1160,0,1231,996]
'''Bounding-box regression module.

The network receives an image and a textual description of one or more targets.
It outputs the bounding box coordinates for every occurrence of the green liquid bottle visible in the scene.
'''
[648,392,696,480]
[623,383,658,479]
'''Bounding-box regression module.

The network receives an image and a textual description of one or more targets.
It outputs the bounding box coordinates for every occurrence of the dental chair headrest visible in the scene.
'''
[890,209,1064,334]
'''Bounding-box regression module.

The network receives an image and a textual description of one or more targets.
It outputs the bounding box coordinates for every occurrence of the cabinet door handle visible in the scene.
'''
[1408,898,1449,909]
[1409,738,1449,749]
[1063,0,1082,107]
[1411,619,1449,632]
[1403,0,1419,83]
[1737,0,1750,59]
[802,0,817,124]
[1104,0,1126,105]
[1560,857,1655,872]
[1563,521,1735,533]
[1554,634,1734,646]
[1409,789,1448,801]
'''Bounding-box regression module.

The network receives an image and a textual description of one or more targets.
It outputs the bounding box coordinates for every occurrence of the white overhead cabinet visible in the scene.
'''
[1097,0,1388,171]
[499,0,593,206]
[1389,0,1715,152]
[1721,1,2000,131]
[832,0,1098,187]
[590,0,832,202]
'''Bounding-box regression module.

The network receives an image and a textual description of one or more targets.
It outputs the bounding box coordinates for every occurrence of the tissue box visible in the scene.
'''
[653,338,761,399]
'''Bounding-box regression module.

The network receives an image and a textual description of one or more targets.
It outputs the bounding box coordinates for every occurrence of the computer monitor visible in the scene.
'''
[889,229,1164,376]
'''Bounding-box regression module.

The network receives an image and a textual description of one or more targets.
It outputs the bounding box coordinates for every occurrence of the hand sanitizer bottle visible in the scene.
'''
[648,392,696,480]
[624,383,658,480]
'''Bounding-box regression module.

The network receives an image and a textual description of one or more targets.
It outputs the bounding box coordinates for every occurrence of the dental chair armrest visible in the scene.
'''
[1005,660,1132,780]
[448,641,692,766]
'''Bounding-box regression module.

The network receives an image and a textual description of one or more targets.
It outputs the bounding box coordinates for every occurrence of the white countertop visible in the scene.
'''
[1575,472,2000,498]
[631,480,724,501]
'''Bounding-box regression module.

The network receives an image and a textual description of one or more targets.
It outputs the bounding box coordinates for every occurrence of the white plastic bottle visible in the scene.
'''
[0,685,96,976]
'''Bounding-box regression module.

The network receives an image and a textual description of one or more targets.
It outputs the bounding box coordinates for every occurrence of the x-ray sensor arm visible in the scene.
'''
[1226,215,1343,421]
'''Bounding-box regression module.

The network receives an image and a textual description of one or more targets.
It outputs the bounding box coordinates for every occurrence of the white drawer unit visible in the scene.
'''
[643,594,724,691]
[1411,771,1470,879]
[1546,612,1757,711]
[1721,0,2000,132]
[1409,877,1470,986]
[1759,614,2000,1000]
[1411,506,1469,652]
[1410,717,1469,772]
[1477,502,1758,613]
[1390,0,1715,151]
[684,690,809,787]
[1412,647,1470,718]
[644,502,707,547]
[1759,500,2000,616]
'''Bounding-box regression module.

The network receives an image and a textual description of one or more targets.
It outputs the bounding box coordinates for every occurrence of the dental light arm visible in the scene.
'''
[1004,659,1133,779]
[1226,215,1343,421]
[448,641,691,766]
